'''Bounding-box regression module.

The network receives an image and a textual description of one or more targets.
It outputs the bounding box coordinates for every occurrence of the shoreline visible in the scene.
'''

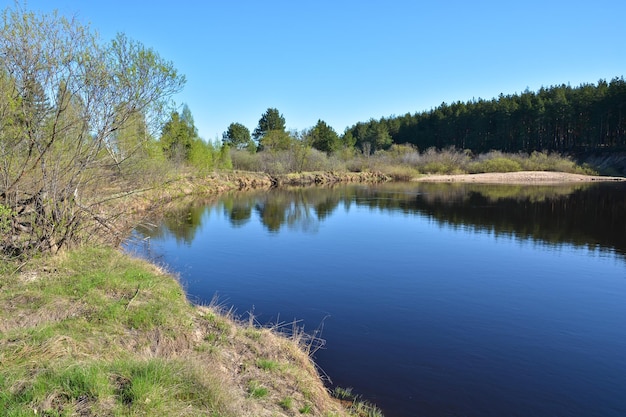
[412,171,626,184]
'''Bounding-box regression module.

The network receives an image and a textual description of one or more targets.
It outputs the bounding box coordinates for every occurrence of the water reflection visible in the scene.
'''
[128,181,626,417]
[138,182,626,258]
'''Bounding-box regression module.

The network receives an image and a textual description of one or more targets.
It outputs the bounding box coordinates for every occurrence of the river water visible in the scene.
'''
[126,182,626,417]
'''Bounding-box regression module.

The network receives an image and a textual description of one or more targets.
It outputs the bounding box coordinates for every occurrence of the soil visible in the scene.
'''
[413,171,626,184]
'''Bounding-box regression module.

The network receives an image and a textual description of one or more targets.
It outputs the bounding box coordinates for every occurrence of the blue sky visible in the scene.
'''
[14,0,626,141]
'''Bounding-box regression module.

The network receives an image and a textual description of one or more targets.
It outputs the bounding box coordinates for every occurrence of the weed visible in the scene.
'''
[299,402,313,414]
[248,380,269,399]
[257,358,280,371]
[350,400,385,417]
[244,327,262,340]
[278,396,293,410]
[332,386,355,401]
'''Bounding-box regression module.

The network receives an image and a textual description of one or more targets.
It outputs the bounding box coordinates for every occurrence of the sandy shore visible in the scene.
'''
[413,171,626,184]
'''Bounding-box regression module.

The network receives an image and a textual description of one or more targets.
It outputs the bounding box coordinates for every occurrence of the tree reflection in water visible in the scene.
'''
[134,182,626,259]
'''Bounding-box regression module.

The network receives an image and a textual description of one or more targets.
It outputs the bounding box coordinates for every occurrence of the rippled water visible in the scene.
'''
[126,182,626,417]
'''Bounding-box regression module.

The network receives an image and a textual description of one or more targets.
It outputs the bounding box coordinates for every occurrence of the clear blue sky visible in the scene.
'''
[15,0,626,141]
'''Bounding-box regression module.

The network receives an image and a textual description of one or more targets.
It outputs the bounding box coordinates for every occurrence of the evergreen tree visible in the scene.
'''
[160,104,198,162]
[253,108,286,141]
[223,122,254,150]
[309,119,340,154]
[344,77,626,154]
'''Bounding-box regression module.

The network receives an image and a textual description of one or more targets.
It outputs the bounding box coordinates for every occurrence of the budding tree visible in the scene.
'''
[0,4,185,256]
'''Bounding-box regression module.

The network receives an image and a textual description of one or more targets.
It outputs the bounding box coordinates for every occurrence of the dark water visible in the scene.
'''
[126,182,626,417]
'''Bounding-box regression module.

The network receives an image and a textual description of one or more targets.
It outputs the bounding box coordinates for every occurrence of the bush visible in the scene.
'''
[469,157,522,173]
[231,149,262,172]
[234,146,594,179]
[378,165,420,181]
[414,147,471,174]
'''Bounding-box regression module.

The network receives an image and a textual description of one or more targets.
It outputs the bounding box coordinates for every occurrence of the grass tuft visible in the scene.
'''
[257,358,280,371]
[279,396,293,410]
[247,380,269,399]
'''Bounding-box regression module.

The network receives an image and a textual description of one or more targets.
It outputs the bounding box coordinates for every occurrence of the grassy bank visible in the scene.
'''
[0,247,382,417]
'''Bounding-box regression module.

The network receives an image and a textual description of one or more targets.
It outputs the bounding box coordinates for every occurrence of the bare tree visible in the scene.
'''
[0,5,185,256]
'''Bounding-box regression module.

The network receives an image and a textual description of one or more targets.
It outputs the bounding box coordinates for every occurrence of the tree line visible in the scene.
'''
[223,107,348,155]
[345,78,626,154]
[224,79,626,159]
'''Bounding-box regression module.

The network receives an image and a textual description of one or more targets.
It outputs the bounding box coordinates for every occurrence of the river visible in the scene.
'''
[126,182,626,417]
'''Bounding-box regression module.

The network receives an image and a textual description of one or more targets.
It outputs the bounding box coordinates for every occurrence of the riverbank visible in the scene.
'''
[0,246,378,416]
[124,170,624,220]
[413,170,626,184]
[122,171,391,225]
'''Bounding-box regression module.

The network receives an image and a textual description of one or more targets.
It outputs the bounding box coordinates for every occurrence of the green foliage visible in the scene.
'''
[0,204,13,235]
[218,143,233,170]
[223,122,254,150]
[187,138,214,172]
[342,130,357,150]
[253,108,286,142]
[308,120,341,154]
[0,3,185,256]
[352,120,393,154]
[278,396,293,410]
[230,149,263,172]
[519,151,593,174]
[160,104,198,162]
[159,105,233,173]
[470,157,522,173]
[248,380,269,398]
[345,78,626,154]
[257,358,280,371]
[259,129,293,152]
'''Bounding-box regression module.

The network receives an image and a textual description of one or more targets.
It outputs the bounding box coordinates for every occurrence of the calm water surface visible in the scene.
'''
[126,182,626,417]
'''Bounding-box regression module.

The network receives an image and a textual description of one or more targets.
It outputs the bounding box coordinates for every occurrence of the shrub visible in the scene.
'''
[377,165,420,181]
[415,147,471,173]
[230,149,262,172]
[470,157,522,173]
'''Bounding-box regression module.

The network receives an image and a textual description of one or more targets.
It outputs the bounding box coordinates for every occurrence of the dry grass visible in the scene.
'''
[0,247,355,417]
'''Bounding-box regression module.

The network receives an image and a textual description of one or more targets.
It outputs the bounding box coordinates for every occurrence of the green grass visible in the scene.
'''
[247,380,269,399]
[257,358,280,371]
[0,247,225,416]
[279,396,293,410]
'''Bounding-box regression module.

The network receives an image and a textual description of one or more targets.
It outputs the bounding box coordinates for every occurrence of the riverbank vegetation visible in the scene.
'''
[230,145,598,181]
